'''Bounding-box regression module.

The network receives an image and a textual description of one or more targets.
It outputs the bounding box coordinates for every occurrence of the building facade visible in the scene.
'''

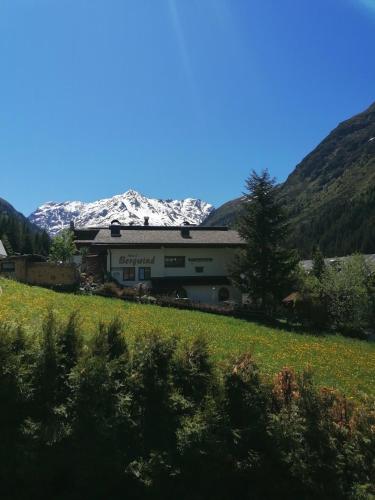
[74,220,246,304]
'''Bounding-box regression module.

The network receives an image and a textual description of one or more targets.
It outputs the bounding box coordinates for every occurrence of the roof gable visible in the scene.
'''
[0,240,7,257]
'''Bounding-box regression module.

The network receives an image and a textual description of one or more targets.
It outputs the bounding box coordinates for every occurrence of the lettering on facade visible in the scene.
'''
[119,255,156,266]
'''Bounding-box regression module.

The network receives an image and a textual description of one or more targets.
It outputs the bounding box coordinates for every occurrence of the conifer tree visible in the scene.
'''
[57,312,82,402]
[232,169,298,313]
[311,245,325,280]
[22,230,34,255]
[104,317,128,361]
[31,310,66,457]
[40,230,51,255]
[8,218,22,254]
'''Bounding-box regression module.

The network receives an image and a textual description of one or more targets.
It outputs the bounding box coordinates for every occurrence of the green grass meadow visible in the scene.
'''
[1,278,374,399]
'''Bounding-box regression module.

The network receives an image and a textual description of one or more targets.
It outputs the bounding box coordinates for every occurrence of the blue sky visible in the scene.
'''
[1,0,374,215]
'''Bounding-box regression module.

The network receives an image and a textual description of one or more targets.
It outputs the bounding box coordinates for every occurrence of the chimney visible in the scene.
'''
[181,226,190,238]
[110,220,121,237]
[144,216,149,226]
[69,220,75,231]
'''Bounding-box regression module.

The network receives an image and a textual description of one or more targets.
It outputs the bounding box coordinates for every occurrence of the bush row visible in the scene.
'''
[94,281,267,320]
[290,255,375,338]
[0,313,374,499]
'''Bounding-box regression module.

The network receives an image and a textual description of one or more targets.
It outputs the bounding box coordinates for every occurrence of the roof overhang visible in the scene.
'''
[1,254,46,262]
[75,242,246,249]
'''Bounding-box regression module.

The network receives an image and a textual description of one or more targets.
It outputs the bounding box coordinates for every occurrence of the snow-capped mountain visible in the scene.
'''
[29,190,214,236]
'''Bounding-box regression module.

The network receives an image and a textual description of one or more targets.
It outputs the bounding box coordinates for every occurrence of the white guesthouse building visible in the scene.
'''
[74,219,246,304]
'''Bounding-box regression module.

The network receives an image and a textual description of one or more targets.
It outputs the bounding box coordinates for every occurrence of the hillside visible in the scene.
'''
[202,196,243,227]
[0,197,50,255]
[0,277,374,399]
[29,189,214,236]
[278,101,375,257]
[204,101,375,257]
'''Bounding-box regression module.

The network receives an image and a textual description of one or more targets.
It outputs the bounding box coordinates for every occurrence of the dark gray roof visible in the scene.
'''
[1,254,46,262]
[75,226,245,247]
[301,254,375,271]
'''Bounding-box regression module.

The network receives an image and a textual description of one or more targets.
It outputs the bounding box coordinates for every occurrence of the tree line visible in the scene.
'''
[287,184,375,258]
[0,313,374,500]
[231,170,375,337]
[0,212,50,256]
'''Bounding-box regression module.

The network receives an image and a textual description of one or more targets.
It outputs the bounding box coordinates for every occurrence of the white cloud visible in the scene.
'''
[167,0,194,88]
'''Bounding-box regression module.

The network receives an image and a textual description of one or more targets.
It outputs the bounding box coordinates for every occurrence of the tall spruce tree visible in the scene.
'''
[22,230,34,255]
[311,245,326,280]
[232,169,298,313]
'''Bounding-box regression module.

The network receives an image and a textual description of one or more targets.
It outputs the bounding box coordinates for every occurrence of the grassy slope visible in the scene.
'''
[0,278,374,399]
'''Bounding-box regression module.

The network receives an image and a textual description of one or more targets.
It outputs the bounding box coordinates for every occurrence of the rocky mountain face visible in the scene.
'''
[29,190,214,236]
[204,101,375,257]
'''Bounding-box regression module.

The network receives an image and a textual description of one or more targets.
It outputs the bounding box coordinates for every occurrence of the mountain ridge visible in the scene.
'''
[204,100,375,257]
[278,100,375,256]
[29,189,214,236]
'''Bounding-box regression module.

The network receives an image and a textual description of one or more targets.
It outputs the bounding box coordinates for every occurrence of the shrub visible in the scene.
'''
[174,336,213,405]
[122,286,139,300]
[294,255,375,336]
[0,314,373,499]
[49,229,76,263]
[321,255,374,336]
[96,281,124,298]
[290,274,330,330]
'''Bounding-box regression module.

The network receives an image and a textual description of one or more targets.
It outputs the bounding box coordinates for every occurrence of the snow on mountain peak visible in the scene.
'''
[29,190,214,236]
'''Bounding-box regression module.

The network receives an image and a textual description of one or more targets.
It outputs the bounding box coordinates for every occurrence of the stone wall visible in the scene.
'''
[0,259,79,289]
[17,260,27,281]
[25,262,79,287]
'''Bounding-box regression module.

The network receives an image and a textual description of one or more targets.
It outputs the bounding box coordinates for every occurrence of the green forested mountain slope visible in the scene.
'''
[278,101,375,257]
[202,196,243,227]
[0,197,50,255]
[204,101,375,257]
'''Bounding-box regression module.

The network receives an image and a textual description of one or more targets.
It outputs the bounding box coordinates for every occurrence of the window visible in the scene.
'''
[164,256,185,268]
[123,267,135,281]
[1,261,15,272]
[138,267,151,280]
[175,288,188,299]
[218,287,230,302]
[195,266,204,273]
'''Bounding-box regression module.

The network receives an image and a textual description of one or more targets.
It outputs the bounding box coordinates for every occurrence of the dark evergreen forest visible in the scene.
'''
[0,198,50,255]
[204,102,375,258]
